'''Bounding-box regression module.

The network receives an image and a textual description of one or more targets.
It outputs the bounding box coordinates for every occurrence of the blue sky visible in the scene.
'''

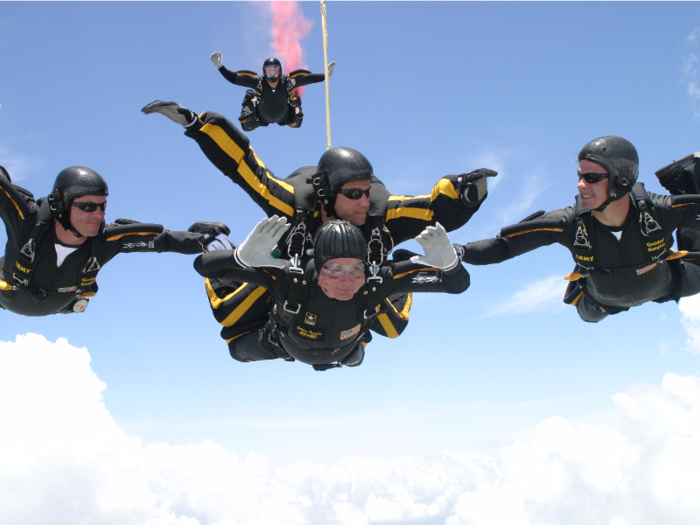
[2,2,700,523]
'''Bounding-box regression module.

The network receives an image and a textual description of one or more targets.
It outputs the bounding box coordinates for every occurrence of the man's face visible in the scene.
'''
[317,257,365,300]
[264,65,280,79]
[577,159,610,210]
[69,195,106,237]
[333,180,371,226]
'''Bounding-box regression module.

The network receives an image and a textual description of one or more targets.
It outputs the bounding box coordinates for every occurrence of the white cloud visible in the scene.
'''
[460,147,551,237]
[678,294,700,354]
[2,334,700,524]
[0,144,42,182]
[688,28,700,47]
[487,275,568,316]
[496,168,550,227]
[683,29,700,117]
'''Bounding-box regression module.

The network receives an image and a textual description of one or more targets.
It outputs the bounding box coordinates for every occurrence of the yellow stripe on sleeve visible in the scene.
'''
[392,267,439,280]
[1,187,25,220]
[430,178,460,201]
[504,228,564,238]
[106,231,161,242]
[386,207,434,221]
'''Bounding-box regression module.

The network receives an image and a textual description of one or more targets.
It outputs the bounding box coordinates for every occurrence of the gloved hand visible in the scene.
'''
[236,215,290,269]
[188,221,230,236]
[410,222,459,270]
[188,221,231,252]
[210,52,223,68]
[327,61,336,79]
[206,234,237,252]
[458,168,498,204]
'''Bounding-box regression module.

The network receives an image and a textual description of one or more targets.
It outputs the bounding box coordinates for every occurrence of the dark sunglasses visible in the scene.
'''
[72,201,107,213]
[337,188,370,200]
[577,172,609,184]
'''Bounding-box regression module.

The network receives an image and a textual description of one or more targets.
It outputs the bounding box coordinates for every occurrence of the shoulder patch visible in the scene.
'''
[340,324,361,341]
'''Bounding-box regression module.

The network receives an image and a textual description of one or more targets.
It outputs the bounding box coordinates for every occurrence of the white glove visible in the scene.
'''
[236,216,290,269]
[210,52,223,68]
[327,61,336,79]
[206,234,236,252]
[410,222,459,270]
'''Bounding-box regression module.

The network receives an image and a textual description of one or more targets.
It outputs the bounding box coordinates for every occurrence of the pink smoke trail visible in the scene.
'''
[270,1,314,98]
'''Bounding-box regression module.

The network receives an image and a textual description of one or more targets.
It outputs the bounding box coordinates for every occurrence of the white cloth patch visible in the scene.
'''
[55,244,78,267]
[412,274,440,284]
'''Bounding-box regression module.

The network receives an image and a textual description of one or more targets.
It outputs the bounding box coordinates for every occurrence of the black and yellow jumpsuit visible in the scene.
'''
[180,111,485,356]
[217,66,325,130]
[194,248,470,367]
[0,170,210,316]
[459,183,700,322]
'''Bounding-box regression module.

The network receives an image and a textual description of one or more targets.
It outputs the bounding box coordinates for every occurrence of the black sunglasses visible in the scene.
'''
[577,172,609,184]
[72,201,107,213]
[337,188,370,200]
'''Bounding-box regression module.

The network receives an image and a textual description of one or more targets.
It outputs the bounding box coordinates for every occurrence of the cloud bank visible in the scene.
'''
[678,293,700,354]
[1,333,699,524]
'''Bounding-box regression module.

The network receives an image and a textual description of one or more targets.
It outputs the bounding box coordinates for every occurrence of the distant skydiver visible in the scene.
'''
[0,165,228,316]
[209,52,335,131]
[456,136,700,323]
[195,216,469,370]
[141,100,496,361]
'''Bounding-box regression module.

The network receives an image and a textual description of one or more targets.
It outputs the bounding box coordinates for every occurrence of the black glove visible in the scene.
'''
[312,363,342,371]
[188,221,232,252]
[457,168,498,204]
[188,221,230,236]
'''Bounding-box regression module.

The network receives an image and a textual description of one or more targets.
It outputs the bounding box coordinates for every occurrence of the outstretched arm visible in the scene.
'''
[105,220,231,258]
[384,169,497,245]
[210,52,260,89]
[194,216,289,283]
[385,223,469,295]
[194,249,270,285]
[290,62,335,87]
[458,208,570,265]
[0,166,38,248]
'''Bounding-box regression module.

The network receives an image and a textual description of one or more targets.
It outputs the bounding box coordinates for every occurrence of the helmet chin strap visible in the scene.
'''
[594,199,612,213]
[56,214,85,239]
[68,225,84,239]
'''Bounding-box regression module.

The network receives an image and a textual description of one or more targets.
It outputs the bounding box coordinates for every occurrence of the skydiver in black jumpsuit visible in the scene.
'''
[210,53,334,131]
[457,136,700,322]
[141,100,496,358]
[194,217,469,370]
[0,165,227,316]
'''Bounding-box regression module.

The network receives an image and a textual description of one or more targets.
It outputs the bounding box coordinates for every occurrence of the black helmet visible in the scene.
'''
[50,166,109,233]
[578,136,638,207]
[262,57,282,81]
[313,220,366,269]
[317,147,373,196]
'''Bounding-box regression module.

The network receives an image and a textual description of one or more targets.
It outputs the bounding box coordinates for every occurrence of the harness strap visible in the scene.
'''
[571,184,666,271]
[280,262,315,319]
[12,199,56,287]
